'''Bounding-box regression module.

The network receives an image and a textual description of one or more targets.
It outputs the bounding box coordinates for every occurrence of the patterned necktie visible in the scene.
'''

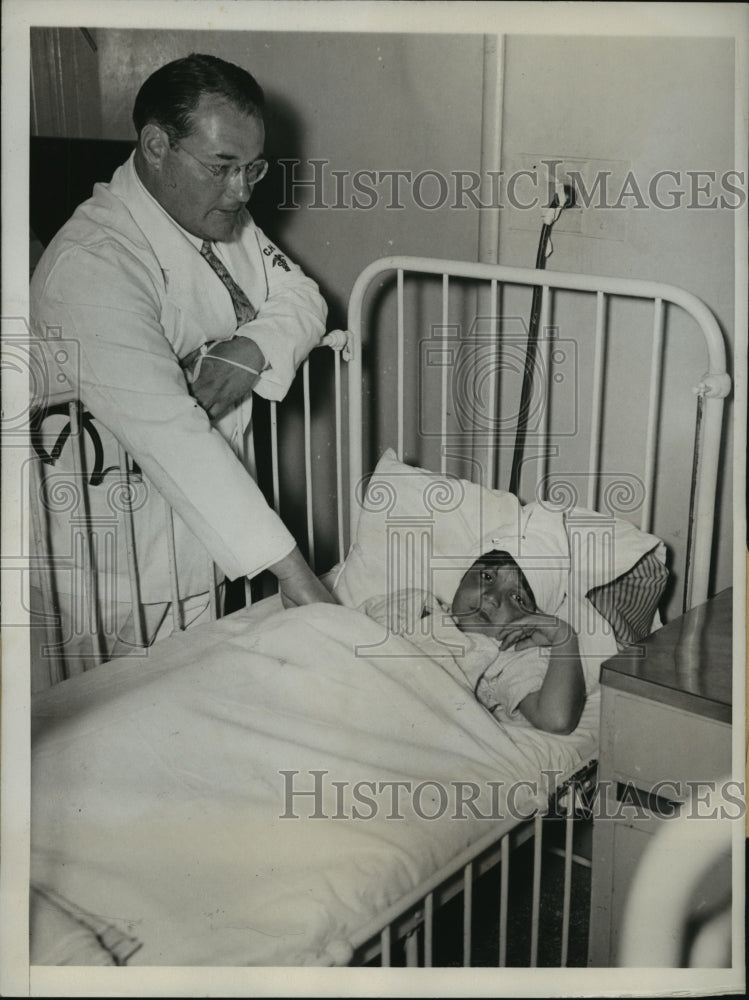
[200,240,257,326]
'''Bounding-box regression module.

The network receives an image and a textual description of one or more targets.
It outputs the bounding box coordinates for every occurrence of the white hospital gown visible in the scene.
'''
[359,587,547,725]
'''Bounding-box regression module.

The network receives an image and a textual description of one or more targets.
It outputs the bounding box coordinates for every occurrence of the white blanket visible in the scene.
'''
[31,603,598,966]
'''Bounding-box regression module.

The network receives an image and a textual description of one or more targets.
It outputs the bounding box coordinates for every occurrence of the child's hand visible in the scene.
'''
[495,612,572,652]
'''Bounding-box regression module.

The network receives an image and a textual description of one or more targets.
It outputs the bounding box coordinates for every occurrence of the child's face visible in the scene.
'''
[452,561,536,637]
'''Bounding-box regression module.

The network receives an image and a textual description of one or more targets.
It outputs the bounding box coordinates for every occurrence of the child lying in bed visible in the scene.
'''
[358,500,668,736]
[450,549,585,735]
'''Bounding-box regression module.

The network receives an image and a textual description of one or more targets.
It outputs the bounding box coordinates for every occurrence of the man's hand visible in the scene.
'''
[182,337,267,421]
[269,546,338,608]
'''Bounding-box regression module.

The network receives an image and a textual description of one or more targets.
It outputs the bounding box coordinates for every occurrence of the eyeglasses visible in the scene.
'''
[173,143,269,186]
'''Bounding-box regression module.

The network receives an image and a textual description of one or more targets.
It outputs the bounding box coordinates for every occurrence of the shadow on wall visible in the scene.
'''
[258,89,347,331]
[30,137,135,247]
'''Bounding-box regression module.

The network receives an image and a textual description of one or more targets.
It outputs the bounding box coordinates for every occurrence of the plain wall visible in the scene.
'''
[498,34,736,611]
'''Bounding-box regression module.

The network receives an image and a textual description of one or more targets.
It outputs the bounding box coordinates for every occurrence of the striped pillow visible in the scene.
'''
[586,550,668,646]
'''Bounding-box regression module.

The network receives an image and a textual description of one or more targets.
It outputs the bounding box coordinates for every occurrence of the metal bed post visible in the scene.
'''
[237,396,255,608]
[396,268,405,461]
[302,359,315,570]
[535,285,552,504]
[440,273,450,477]
[640,298,665,535]
[163,500,183,634]
[686,384,730,607]
[587,291,607,510]
[29,455,66,685]
[67,399,106,665]
[115,443,146,644]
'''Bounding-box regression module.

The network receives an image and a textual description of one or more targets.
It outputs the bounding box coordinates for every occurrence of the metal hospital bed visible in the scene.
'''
[28,257,731,967]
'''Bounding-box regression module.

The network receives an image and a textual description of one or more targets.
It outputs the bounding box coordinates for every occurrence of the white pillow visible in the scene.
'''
[333,449,521,607]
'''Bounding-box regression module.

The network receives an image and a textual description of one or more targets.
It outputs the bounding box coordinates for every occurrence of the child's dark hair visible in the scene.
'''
[474,549,536,607]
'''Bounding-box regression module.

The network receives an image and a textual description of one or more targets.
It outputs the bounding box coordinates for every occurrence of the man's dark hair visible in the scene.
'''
[132,53,265,143]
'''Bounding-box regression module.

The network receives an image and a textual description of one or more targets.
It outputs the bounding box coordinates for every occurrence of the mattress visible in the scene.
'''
[30,601,599,966]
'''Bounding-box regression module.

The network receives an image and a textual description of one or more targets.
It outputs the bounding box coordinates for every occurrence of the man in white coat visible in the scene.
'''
[30,53,335,677]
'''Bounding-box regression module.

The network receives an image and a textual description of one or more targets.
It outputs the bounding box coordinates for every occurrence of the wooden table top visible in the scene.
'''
[600,588,733,723]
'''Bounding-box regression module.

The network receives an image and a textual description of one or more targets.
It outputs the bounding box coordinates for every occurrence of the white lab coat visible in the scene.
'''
[30,153,327,608]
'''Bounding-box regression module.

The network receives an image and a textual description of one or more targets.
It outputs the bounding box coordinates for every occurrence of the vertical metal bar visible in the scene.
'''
[530,813,543,966]
[235,398,256,609]
[380,925,391,967]
[535,286,552,502]
[499,834,509,967]
[270,400,280,514]
[303,359,315,569]
[100,526,115,640]
[405,929,419,967]
[163,499,183,633]
[440,273,449,475]
[683,396,703,612]
[29,456,65,684]
[397,268,405,460]
[688,394,724,608]
[485,278,499,490]
[68,401,105,663]
[206,559,218,621]
[463,861,473,967]
[345,317,363,550]
[560,786,575,967]
[424,891,434,967]
[587,291,606,509]
[334,348,345,562]
[641,298,664,533]
[116,444,145,646]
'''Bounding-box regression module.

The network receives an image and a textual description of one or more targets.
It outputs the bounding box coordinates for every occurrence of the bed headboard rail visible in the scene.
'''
[345,256,730,612]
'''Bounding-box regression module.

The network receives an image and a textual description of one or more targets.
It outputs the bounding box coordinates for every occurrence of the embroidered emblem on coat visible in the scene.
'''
[262,243,290,272]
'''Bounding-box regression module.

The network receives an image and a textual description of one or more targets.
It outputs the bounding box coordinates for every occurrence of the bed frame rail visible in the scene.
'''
[351,760,598,967]
[346,257,730,611]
